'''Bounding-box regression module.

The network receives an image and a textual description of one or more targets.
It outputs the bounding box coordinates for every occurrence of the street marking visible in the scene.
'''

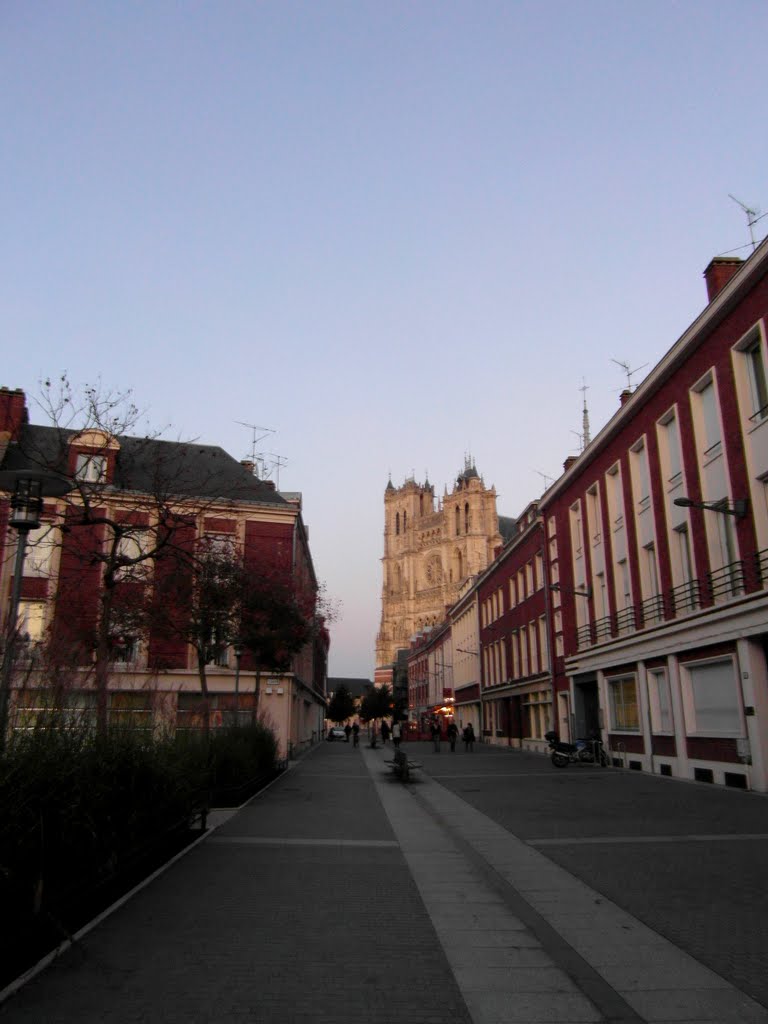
[529,833,768,846]
[208,836,399,847]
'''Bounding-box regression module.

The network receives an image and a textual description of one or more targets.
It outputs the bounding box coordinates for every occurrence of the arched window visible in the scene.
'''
[395,512,400,535]
[420,494,424,515]
[455,506,461,534]
[465,502,470,532]
[403,511,407,531]
[456,549,464,580]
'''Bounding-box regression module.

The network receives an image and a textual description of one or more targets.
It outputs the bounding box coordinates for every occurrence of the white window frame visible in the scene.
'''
[75,453,107,483]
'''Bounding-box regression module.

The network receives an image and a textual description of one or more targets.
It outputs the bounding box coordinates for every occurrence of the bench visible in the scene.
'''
[384,749,422,782]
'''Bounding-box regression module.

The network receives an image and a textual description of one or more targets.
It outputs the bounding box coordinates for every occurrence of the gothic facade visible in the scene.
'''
[376,460,511,668]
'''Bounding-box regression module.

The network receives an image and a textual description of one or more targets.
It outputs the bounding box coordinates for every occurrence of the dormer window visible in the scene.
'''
[75,453,107,483]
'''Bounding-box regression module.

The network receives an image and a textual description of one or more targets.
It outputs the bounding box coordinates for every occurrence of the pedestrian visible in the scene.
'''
[392,720,402,747]
[381,720,390,745]
[463,723,475,752]
[447,721,458,752]
[344,723,352,743]
[431,719,441,752]
[352,722,360,747]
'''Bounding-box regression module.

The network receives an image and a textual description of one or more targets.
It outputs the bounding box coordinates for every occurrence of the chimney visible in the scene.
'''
[703,256,743,303]
[563,455,578,473]
[240,459,255,475]
[0,388,28,440]
[619,388,633,406]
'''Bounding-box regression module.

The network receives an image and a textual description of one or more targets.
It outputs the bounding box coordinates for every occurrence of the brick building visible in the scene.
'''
[540,243,768,791]
[0,389,328,757]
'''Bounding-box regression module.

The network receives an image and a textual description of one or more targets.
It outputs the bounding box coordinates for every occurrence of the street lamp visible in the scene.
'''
[233,641,244,723]
[673,496,748,518]
[0,469,73,749]
[549,582,592,598]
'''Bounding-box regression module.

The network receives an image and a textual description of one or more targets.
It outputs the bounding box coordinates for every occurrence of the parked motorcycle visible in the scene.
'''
[545,731,608,768]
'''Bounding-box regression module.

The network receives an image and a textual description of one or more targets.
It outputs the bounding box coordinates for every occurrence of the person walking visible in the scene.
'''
[344,723,352,743]
[381,720,391,745]
[447,721,458,752]
[463,723,475,752]
[391,720,402,747]
[431,719,441,752]
[352,722,360,747]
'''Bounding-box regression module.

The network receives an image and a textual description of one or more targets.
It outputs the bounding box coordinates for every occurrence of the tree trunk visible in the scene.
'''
[196,650,211,741]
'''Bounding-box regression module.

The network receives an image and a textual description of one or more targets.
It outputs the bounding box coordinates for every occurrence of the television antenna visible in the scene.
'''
[534,469,555,491]
[611,358,648,392]
[235,421,277,480]
[729,194,760,253]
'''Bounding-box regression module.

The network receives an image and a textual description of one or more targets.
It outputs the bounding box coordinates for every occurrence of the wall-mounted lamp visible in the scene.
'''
[673,496,748,519]
[549,582,592,599]
[456,646,480,656]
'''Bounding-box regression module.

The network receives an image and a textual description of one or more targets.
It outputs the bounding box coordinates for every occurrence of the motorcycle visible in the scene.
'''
[545,731,608,768]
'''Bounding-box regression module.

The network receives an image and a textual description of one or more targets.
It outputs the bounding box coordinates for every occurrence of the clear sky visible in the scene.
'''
[1,2,766,679]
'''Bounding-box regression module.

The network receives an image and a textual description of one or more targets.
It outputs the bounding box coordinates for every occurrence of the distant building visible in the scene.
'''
[376,459,514,669]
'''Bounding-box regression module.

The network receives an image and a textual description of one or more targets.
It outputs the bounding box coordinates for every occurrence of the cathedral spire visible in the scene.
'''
[580,380,591,449]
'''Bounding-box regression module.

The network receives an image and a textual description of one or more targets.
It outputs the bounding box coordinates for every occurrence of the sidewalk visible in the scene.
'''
[2,739,767,1023]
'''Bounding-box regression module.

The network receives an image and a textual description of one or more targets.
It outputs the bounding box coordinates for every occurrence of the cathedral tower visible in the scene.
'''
[376,459,505,668]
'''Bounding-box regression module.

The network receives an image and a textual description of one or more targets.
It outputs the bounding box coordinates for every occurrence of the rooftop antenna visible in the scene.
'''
[571,429,585,454]
[729,194,760,253]
[611,358,648,393]
[235,421,275,478]
[534,469,555,491]
[579,379,591,447]
[263,452,287,489]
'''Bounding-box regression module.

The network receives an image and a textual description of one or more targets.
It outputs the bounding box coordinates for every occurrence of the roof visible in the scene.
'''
[498,515,518,543]
[327,677,373,697]
[2,424,288,506]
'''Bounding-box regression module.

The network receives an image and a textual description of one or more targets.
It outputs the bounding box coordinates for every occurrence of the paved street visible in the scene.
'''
[1,739,767,1023]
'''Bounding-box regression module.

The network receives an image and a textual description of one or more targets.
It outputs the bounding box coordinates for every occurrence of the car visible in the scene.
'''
[327,727,347,741]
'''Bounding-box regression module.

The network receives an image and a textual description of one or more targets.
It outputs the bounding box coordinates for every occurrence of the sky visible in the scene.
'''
[2,1,767,679]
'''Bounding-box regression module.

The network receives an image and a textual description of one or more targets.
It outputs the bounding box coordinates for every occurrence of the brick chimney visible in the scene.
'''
[0,388,28,440]
[704,256,743,302]
[563,455,578,473]
[619,388,633,406]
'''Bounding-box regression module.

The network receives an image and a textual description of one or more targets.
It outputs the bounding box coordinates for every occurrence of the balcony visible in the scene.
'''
[575,554,765,652]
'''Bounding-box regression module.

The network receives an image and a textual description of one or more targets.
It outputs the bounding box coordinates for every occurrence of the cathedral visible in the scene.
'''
[375,458,515,668]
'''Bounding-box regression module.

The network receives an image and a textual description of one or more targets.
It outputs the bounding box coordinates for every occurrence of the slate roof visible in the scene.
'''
[1,424,288,506]
[327,677,373,698]
[498,515,518,543]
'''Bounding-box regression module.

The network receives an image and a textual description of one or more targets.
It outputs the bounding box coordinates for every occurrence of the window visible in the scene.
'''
[464,503,470,533]
[509,578,516,608]
[569,501,583,556]
[648,668,673,732]
[75,453,107,483]
[535,552,544,590]
[630,440,650,507]
[529,621,538,674]
[520,626,528,676]
[115,529,150,580]
[658,411,682,482]
[16,600,46,642]
[22,524,56,577]
[683,659,741,735]
[538,616,549,673]
[692,376,722,457]
[609,676,639,731]
[109,692,152,729]
[745,336,768,421]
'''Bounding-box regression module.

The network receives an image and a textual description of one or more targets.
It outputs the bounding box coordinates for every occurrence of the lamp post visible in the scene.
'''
[673,496,748,518]
[0,469,73,750]
[233,641,243,724]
